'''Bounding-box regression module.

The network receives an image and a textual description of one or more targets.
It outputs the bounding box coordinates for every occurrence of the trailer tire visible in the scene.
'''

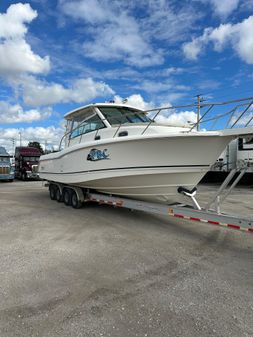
[71,191,83,209]
[63,188,72,206]
[55,186,62,202]
[49,185,56,200]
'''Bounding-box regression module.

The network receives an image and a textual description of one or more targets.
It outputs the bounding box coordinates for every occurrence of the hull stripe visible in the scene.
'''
[40,164,210,175]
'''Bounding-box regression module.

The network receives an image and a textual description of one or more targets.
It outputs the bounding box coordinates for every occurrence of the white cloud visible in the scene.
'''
[155,110,198,126]
[59,0,110,24]
[234,16,253,64]
[84,20,163,67]
[183,38,204,60]
[59,0,163,67]
[113,94,154,110]
[137,80,190,94]
[0,39,50,76]
[0,101,51,124]
[15,76,114,106]
[208,0,240,18]
[0,3,50,77]
[0,3,37,38]
[0,126,64,153]
[183,15,253,64]
[141,0,202,44]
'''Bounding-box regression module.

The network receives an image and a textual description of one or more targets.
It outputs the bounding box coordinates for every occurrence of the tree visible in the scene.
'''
[28,141,44,154]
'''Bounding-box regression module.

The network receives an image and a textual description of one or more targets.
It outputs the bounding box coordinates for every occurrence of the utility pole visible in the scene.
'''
[45,140,47,154]
[18,131,22,146]
[195,94,204,131]
[11,138,15,157]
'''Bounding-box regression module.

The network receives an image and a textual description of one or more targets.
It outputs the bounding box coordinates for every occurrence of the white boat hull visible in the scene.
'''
[39,134,233,204]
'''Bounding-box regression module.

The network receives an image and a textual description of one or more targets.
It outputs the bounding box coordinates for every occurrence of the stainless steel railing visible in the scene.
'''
[58,96,253,150]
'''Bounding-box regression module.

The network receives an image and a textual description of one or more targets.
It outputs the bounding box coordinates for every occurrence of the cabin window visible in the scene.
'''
[70,114,105,139]
[98,107,151,125]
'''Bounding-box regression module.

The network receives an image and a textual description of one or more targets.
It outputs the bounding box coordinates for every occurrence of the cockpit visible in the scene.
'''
[65,105,151,141]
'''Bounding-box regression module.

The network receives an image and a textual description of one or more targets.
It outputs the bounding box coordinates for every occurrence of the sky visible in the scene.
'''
[0,0,253,153]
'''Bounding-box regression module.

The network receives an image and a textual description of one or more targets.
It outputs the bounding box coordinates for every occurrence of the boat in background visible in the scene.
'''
[39,98,253,204]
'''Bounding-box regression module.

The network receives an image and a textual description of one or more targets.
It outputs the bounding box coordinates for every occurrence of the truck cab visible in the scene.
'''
[0,146,14,182]
[15,147,41,180]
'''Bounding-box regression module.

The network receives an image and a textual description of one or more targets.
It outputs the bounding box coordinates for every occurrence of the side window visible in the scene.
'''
[70,114,105,139]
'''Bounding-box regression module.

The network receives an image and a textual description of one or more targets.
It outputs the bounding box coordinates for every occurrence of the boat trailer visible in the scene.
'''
[46,162,253,233]
[87,191,253,233]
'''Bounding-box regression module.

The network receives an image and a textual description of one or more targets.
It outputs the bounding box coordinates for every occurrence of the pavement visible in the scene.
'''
[0,180,252,337]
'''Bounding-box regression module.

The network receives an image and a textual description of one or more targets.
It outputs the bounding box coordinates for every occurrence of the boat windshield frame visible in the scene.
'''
[68,111,107,140]
[98,106,151,126]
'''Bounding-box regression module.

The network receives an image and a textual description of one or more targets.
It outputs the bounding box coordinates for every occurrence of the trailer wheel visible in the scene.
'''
[55,186,62,202]
[63,188,72,206]
[71,191,83,209]
[49,185,56,200]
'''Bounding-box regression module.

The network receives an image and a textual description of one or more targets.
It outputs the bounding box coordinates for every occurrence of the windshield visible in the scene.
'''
[0,157,10,163]
[99,107,151,125]
[22,157,40,161]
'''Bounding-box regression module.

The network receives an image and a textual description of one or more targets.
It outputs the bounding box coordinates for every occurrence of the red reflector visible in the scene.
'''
[227,224,240,230]
[174,214,184,218]
[190,217,201,221]
[208,220,220,225]
[248,228,253,232]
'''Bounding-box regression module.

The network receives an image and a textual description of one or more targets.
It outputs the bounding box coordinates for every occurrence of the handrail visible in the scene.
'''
[58,96,253,150]
[141,109,161,135]
[142,96,253,113]
[231,101,253,128]
[140,96,253,134]
[189,104,214,131]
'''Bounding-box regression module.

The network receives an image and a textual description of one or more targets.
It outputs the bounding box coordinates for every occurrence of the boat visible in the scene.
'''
[38,101,253,204]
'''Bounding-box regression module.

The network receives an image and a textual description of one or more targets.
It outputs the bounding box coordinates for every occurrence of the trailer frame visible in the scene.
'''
[45,179,253,233]
[88,192,253,233]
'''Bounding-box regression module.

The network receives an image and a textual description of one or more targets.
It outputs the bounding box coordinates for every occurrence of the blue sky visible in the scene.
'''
[0,0,253,152]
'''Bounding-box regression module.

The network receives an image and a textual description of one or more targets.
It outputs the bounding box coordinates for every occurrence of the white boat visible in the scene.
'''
[38,102,253,204]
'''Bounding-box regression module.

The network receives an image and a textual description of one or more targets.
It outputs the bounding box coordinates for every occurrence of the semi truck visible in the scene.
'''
[15,146,41,180]
[0,146,14,182]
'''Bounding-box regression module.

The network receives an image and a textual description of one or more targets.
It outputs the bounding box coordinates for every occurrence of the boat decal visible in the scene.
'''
[87,148,110,161]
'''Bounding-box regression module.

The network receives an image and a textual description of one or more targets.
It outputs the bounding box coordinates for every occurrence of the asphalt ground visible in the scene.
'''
[0,181,252,337]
